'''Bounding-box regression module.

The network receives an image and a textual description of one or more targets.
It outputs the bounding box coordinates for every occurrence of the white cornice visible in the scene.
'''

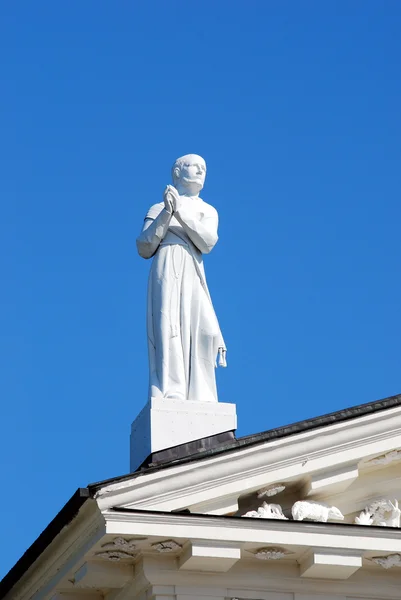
[95,406,401,512]
[104,510,401,554]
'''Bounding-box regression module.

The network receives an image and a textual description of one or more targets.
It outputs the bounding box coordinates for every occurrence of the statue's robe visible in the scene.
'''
[136,198,225,403]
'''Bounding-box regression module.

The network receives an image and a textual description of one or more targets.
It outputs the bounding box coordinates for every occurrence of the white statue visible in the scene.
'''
[355,509,374,525]
[355,499,401,527]
[136,154,226,403]
[242,502,288,520]
[292,500,344,523]
[386,500,401,527]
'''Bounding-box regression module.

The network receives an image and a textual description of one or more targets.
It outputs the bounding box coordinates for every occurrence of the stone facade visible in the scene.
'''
[2,394,401,600]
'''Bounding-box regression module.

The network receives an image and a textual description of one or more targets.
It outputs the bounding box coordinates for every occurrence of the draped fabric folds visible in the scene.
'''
[137,199,226,403]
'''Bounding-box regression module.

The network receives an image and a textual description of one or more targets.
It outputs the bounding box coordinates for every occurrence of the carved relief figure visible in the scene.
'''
[137,155,226,403]
[355,499,401,527]
[292,500,344,523]
[243,502,288,519]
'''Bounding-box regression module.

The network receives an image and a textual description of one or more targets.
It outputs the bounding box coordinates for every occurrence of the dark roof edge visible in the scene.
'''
[235,391,401,448]
[89,391,401,491]
[0,487,90,599]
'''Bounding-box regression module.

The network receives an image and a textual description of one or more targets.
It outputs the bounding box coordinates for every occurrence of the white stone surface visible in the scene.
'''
[302,464,359,497]
[136,154,227,405]
[178,541,241,572]
[189,496,239,515]
[130,398,237,471]
[299,551,362,579]
[73,561,132,588]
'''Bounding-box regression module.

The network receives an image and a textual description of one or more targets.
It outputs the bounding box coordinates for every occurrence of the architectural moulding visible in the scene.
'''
[94,404,401,514]
[6,495,401,600]
[104,509,401,557]
[365,449,401,466]
[4,394,401,600]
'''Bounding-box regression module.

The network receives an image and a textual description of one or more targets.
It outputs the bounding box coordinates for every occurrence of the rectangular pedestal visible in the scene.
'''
[130,398,237,472]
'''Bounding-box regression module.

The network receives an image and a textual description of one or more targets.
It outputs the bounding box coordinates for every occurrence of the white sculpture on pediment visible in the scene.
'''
[242,502,288,520]
[354,509,374,525]
[386,500,401,526]
[292,500,344,523]
[136,154,226,404]
[355,499,400,527]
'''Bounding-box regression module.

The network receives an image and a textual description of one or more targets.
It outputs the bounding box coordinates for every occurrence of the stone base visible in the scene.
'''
[130,398,237,472]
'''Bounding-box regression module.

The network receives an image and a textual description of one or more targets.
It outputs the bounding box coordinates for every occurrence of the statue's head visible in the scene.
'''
[172,154,206,195]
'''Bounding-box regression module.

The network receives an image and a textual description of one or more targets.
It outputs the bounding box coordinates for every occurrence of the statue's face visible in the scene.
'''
[177,155,206,192]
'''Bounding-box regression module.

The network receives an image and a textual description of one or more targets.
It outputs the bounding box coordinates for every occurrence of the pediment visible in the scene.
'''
[93,400,401,531]
[4,397,401,600]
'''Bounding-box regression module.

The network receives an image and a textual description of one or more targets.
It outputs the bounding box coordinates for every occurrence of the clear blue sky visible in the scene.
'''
[1,0,400,580]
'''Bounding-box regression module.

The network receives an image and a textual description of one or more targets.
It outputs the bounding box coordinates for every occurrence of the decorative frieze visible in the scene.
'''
[243,499,344,523]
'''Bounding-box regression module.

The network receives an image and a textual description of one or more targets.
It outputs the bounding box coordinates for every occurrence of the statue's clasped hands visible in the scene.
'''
[163,185,181,215]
